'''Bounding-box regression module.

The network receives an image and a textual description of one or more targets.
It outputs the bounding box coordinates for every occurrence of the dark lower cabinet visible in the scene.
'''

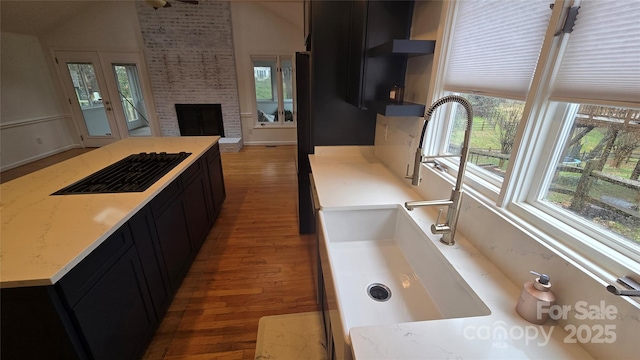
[153,193,194,292]
[1,286,85,360]
[72,247,156,360]
[0,143,226,360]
[184,170,213,250]
[205,142,226,221]
[130,207,172,320]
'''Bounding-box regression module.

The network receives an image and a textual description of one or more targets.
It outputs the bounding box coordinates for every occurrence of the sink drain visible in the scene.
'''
[367,283,391,302]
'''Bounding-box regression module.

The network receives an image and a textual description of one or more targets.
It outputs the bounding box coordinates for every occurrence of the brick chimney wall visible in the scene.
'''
[135,0,242,151]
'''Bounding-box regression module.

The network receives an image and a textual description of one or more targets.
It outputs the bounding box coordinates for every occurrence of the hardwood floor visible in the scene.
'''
[1,145,318,359]
[0,148,96,184]
[144,145,318,360]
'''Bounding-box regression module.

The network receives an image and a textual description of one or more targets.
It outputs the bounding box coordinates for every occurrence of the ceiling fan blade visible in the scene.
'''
[144,0,171,9]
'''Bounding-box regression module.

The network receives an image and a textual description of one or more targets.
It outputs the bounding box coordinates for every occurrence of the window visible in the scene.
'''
[431,0,640,273]
[446,94,525,179]
[113,65,148,123]
[68,63,103,109]
[437,0,553,185]
[252,55,296,126]
[540,104,640,245]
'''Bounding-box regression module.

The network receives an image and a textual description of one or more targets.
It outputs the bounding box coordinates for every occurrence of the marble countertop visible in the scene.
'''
[309,146,594,360]
[0,136,219,288]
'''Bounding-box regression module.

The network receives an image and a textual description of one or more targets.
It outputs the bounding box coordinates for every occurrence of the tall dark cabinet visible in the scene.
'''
[297,0,420,233]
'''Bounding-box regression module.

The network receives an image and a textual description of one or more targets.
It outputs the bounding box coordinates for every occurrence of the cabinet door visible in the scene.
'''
[346,0,368,107]
[206,148,226,220]
[72,247,155,360]
[130,206,172,320]
[345,0,415,108]
[154,195,194,291]
[183,170,213,250]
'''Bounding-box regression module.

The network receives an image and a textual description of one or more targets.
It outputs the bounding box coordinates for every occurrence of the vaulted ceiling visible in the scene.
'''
[0,0,303,37]
[1,1,96,36]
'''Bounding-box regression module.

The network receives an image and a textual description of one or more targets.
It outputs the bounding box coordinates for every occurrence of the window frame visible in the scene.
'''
[427,0,640,280]
[251,55,297,128]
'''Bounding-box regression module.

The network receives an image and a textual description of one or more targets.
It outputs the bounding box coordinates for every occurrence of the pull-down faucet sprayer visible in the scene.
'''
[405,95,474,246]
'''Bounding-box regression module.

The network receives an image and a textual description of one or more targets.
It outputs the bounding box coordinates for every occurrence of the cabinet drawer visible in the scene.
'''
[181,156,204,186]
[150,178,182,216]
[57,225,133,307]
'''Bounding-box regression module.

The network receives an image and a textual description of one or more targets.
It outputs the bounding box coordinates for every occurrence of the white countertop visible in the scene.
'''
[309,146,594,360]
[0,136,219,288]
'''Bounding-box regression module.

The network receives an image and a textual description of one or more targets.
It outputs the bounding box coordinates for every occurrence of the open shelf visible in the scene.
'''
[369,101,425,117]
[369,39,436,57]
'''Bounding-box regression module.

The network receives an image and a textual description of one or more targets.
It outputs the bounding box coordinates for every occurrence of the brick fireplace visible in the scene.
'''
[135,0,242,152]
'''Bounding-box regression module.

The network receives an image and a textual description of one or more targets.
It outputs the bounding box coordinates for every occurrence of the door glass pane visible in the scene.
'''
[281,58,294,123]
[113,64,151,137]
[542,104,640,245]
[67,63,112,136]
[253,58,277,123]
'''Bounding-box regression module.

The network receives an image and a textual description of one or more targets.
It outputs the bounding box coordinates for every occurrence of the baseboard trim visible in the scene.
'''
[244,140,297,146]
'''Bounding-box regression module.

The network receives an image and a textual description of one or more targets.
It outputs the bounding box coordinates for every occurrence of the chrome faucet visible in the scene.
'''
[404,95,473,246]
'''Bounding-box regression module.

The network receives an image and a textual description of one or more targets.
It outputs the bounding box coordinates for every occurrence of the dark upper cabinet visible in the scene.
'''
[346,0,370,107]
[347,0,414,109]
[346,0,434,116]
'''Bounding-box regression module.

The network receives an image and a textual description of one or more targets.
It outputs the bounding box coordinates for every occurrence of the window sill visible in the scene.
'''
[430,157,502,203]
[508,201,640,280]
[425,160,639,304]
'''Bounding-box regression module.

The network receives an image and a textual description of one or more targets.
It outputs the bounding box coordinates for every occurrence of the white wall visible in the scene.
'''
[39,1,143,51]
[0,32,76,171]
[373,1,640,358]
[404,0,441,106]
[230,1,304,145]
[1,2,154,171]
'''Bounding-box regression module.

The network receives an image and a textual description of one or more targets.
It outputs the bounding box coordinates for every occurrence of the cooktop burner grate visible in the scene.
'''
[52,152,192,195]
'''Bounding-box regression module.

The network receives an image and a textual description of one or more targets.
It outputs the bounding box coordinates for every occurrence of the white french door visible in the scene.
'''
[56,51,156,147]
[56,51,120,147]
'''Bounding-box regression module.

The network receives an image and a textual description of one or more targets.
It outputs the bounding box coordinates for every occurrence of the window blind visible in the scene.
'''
[443,0,552,100]
[550,0,640,105]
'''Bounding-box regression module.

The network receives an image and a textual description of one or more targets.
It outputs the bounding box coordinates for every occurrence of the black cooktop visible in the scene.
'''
[52,152,192,195]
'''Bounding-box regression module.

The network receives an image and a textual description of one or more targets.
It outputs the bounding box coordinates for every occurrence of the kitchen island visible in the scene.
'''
[1,137,226,359]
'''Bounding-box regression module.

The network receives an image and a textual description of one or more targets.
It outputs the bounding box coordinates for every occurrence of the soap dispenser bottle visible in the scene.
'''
[515,271,556,325]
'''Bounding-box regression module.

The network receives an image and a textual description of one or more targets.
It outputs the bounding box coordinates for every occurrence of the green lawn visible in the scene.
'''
[453,117,640,242]
[255,78,272,100]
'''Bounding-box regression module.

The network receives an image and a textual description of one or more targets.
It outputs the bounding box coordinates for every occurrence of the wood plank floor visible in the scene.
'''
[0,148,96,184]
[1,145,318,360]
[143,145,318,360]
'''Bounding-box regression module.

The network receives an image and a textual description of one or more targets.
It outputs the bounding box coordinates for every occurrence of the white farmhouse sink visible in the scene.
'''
[318,205,490,360]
